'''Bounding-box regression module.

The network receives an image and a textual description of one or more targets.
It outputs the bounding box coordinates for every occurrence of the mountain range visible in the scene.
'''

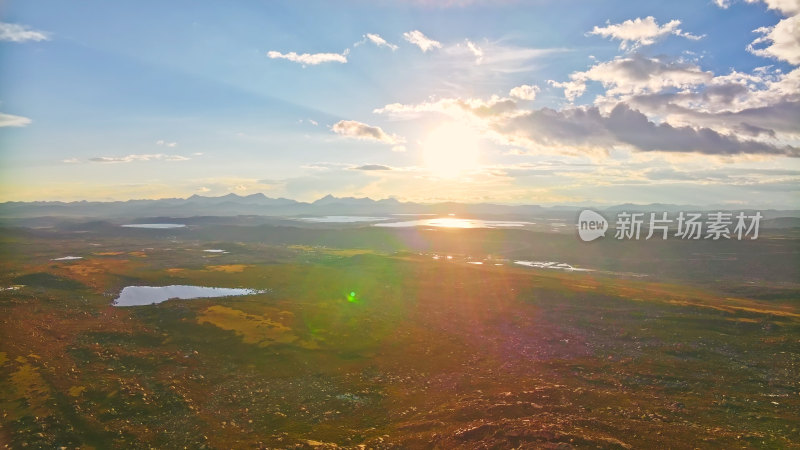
[0,193,797,221]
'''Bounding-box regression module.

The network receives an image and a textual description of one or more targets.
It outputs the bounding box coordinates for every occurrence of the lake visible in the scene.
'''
[296,216,390,223]
[113,285,263,307]
[375,218,533,229]
[122,224,187,229]
[514,260,593,271]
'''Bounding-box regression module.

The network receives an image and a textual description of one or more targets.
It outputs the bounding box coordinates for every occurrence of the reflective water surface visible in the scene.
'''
[375,218,533,228]
[122,224,187,229]
[113,285,263,307]
[297,216,390,223]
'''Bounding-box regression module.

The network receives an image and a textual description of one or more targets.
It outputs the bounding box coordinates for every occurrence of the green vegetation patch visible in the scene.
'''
[12,272,86,290]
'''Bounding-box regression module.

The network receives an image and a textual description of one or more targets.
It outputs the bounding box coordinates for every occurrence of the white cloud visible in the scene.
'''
[267,50,348,66]
[372,8,799,164]
[302,162,351,170]
[747,14,800,64]
[588,16,703,50]
[552,54,713,102]
[362,33,398,51]
[716,0,800,14]
[746,0,800,15]
[465,39,484,63]
[612,67,800,140]
[156,139,178,147]
[728,0,800,65]
[351,164,393,171]
[376,88,799,158]
[402,30,442,52]
[0,112,32,127]
[89,154,190,163]
[61,158,79,164]
[547,79,587,102]
[543,50,798,148]
[0,22,50,42]
[509,84,540,100]
[497,104,797,157]
[616,64,793,112]
[331,120,403,145]
[470,43,562,72]
[374,95,520,121]
[439,40,561,74]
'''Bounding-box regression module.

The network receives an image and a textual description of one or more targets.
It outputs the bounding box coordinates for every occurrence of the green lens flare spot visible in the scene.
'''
[347,291,357,302]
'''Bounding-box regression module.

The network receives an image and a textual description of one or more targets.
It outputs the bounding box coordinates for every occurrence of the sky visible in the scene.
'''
[0,0,798,207]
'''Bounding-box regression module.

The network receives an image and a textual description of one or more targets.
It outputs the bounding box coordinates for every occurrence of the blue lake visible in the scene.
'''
[122,224,187,229]
[113,285,263,307]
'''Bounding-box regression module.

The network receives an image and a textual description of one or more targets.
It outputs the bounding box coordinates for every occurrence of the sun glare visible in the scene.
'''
[422,122,481,178]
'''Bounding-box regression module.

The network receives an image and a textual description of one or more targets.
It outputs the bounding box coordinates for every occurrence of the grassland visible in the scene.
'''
[0,223,798,448]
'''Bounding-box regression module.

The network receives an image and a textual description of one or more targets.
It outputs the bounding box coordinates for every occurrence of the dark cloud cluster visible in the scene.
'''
[501,104,798,157]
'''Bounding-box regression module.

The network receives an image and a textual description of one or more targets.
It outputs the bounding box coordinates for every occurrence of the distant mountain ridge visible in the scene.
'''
[0,193,797,220]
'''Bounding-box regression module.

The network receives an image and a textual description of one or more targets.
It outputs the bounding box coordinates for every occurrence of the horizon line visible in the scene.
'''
[0,192,794,211]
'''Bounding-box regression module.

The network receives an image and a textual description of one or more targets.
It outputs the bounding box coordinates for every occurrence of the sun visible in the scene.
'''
[422,122,481,178]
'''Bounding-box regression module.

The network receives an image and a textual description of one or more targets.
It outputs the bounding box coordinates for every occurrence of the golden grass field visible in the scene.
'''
[0,225,798,448]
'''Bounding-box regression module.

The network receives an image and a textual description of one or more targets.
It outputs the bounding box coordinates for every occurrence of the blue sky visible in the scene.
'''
[0,0,798,207]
